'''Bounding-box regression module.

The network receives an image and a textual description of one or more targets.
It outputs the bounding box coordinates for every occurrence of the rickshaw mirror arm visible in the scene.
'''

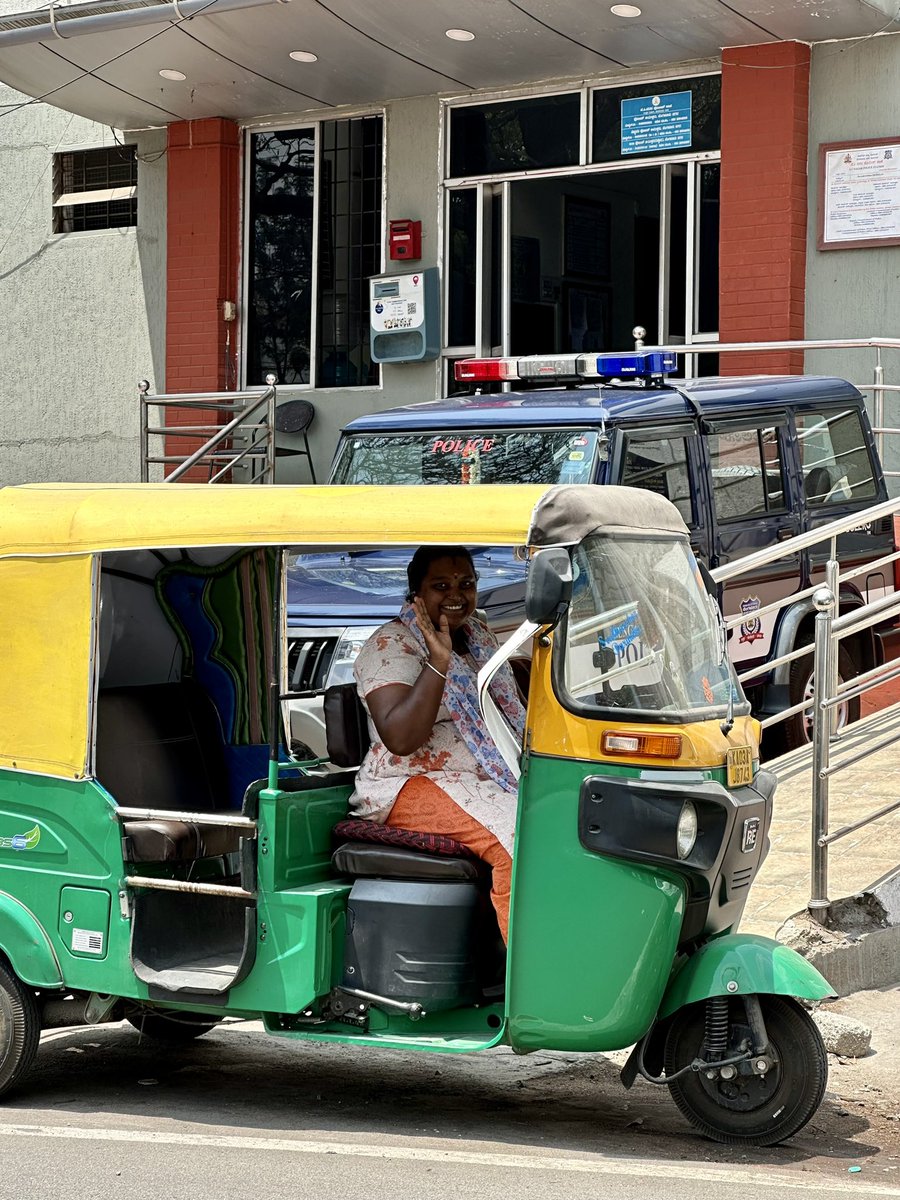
[477,619,542,778]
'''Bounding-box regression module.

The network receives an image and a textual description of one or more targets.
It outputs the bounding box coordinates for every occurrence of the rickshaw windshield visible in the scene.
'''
[561,533,747,722]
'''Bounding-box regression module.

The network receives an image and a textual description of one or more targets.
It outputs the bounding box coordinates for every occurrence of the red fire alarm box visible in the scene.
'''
[389,218,422,261]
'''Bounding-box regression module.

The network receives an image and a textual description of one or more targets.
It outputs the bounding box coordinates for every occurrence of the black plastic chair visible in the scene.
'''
[274,399,316,482]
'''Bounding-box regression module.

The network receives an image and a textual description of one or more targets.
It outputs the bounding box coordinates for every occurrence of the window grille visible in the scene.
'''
[53,145,138,233]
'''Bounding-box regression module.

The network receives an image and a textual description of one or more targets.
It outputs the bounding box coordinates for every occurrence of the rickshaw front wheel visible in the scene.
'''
[127,1010,223,1042]
[0,963,40,1099]
[664,995,827,1146]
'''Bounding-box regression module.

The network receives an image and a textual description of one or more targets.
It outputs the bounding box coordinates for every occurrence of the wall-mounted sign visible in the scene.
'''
[818,136,900,250]
[621,91,692,156]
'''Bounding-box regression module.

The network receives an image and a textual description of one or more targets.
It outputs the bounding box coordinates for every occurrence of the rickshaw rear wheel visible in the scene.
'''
[664,995,827,1146]
[0,963,40,1098]
[127,1010,223,1042]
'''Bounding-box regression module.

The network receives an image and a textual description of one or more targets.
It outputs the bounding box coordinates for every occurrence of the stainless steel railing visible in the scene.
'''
[710,496,900,918]
[139,379,276,483]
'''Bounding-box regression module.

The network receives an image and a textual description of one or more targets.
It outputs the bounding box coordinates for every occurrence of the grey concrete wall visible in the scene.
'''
[273,93,443,482]
[0,14,167,485]
[805,33,900,487]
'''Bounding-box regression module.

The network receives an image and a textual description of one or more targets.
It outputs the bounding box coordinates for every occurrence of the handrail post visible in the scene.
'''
[874,348,885,467]
[265,373,277,484]
[809,584,836,920]
[138,379,150,483]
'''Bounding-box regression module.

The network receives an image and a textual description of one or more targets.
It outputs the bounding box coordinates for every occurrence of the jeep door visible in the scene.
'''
[701,415,802,678]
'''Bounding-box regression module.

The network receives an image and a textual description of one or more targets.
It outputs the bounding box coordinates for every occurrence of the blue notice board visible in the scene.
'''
[621,90,692,156]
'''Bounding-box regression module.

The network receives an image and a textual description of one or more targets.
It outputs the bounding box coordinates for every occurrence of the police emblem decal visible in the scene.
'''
[738,595,764,644]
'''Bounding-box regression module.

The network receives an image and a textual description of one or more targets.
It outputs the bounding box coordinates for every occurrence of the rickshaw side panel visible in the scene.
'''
[0,555,95,780]
[507,753,686,1053]
[658,933,835,1019]
[0,772,139,994]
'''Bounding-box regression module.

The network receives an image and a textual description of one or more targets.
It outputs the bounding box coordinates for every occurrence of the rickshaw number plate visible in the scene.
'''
[727,746,753,788]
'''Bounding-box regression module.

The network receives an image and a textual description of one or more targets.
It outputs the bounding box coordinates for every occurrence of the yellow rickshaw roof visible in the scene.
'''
[0,483,552,557]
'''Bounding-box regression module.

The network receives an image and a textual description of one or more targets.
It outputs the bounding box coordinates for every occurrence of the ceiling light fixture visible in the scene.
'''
[159,68,186,80]
[445,28,475,41]
[610,4,642,16]
[289,50,318,62]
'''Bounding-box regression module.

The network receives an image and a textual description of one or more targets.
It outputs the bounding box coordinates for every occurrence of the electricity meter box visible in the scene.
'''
[369,269,439,364]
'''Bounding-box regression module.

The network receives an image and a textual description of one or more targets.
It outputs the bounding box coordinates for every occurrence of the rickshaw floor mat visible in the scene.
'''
[130,888,254,996]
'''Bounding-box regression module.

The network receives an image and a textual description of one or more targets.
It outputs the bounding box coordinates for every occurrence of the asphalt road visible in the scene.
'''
[0,1018,898,1200]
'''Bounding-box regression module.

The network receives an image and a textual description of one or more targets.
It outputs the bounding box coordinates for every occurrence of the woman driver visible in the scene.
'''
[349,546,525,942]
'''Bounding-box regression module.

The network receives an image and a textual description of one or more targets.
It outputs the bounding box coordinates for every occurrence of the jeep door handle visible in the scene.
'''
[776,528,794,541]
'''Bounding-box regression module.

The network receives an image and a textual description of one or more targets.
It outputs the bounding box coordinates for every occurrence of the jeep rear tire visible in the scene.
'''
[784,643,860,751]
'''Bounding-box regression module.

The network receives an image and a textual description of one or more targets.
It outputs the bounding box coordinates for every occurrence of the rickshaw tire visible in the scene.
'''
[127,1011,223,1042]
[663,995,828,1146]
[0,963,40,1099]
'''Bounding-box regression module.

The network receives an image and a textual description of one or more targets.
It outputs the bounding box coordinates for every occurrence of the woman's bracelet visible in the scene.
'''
[424,660,447,681]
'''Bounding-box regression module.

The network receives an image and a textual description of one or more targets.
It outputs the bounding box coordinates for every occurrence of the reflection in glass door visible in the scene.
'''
[444,161,719,389]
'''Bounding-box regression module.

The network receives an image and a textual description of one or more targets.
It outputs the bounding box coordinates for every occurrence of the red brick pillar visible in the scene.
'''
[719,42,810,375]
[165,117,240,476]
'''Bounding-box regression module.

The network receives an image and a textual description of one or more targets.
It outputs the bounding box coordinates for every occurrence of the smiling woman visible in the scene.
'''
[348,545,526,942]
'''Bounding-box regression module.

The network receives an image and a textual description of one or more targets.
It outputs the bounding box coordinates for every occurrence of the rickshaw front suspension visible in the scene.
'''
[627,994,777,1088]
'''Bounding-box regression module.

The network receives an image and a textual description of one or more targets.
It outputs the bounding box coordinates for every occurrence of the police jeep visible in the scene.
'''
[287,349,900,755]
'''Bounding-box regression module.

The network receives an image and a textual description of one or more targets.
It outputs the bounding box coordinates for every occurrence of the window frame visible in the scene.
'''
[240,109,387,392]
[52,144,138,235]
[705,419,789,525]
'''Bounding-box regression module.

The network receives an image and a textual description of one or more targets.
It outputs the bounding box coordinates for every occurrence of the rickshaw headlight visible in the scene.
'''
[676,801,698,859]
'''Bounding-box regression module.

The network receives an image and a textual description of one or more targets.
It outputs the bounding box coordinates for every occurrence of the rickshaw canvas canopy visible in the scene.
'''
[527,484,689,547]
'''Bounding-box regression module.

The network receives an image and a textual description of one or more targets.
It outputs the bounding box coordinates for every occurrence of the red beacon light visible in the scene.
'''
[454,357,521,383]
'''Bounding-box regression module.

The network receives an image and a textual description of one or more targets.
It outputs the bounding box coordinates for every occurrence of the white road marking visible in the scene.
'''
[0,1124,896,1195]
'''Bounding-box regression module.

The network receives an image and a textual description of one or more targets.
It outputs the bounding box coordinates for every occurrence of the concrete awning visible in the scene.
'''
[0,0,898,130]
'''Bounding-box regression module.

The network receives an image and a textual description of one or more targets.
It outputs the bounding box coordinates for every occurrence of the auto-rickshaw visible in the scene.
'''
[0,481,833,1145]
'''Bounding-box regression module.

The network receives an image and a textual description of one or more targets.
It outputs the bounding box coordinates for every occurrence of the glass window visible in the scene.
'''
[246,116,383,388]
[447,189,478,346]
[563,535,741,719]
[449,94,581,177]
[708,427,785,521]
[53,146,137,233]
[592,75,721,164]
[247,129,315,385]
[331,429,600,485]
[620,436,694,525]
[317,115,382,388]
[795,409,879,505]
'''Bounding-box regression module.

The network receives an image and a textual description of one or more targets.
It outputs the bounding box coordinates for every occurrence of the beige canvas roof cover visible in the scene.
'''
[527,484,689,548]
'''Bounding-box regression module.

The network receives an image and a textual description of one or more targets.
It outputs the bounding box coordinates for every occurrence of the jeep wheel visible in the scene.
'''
[783,643,860,751]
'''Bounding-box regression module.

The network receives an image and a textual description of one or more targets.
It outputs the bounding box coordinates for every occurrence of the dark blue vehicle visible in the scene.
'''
[286,354,900,755]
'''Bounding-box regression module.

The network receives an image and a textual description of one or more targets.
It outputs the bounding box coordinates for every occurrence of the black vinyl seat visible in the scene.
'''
[95,682,242,863]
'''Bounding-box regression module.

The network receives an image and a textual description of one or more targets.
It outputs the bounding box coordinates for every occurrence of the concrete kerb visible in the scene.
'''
[777,867,900,999]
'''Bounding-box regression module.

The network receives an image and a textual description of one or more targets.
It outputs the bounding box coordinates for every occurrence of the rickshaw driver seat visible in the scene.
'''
[96,681,243,863]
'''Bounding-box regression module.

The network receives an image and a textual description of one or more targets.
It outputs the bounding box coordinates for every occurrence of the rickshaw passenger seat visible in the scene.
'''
[96,682,243,863]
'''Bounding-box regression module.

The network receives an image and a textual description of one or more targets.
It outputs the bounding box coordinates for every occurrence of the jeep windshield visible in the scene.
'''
[331,429,600,486]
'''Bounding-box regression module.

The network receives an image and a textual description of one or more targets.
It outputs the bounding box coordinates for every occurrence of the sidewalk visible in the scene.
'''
[740,699,900,942]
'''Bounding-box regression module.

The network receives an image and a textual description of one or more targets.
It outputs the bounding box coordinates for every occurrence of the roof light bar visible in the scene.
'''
[455,350,677,385]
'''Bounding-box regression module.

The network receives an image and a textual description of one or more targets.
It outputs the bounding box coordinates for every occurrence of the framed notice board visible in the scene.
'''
[564,196,611,279]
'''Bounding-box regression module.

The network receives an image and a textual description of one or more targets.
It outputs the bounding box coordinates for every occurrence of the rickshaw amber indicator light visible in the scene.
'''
[602,731,682,758]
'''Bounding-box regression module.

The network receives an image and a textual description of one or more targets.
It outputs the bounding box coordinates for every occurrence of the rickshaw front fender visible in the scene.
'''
[0,892,63,988]
[658,933,836,1021]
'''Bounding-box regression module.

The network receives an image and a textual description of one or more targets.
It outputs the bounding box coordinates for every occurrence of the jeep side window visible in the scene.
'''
[708,427,785,521]
[620,437,694,526]
[795,408,879,506]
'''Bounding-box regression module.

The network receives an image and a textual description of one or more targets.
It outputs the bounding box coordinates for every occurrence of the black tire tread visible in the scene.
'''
[665,995,828,1146]
[0,963,41,1099]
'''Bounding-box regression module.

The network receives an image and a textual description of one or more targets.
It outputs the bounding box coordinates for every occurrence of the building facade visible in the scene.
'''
[1,1,900,484]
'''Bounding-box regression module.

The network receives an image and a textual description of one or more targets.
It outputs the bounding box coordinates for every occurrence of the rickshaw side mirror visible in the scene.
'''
[525,547,573,624]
